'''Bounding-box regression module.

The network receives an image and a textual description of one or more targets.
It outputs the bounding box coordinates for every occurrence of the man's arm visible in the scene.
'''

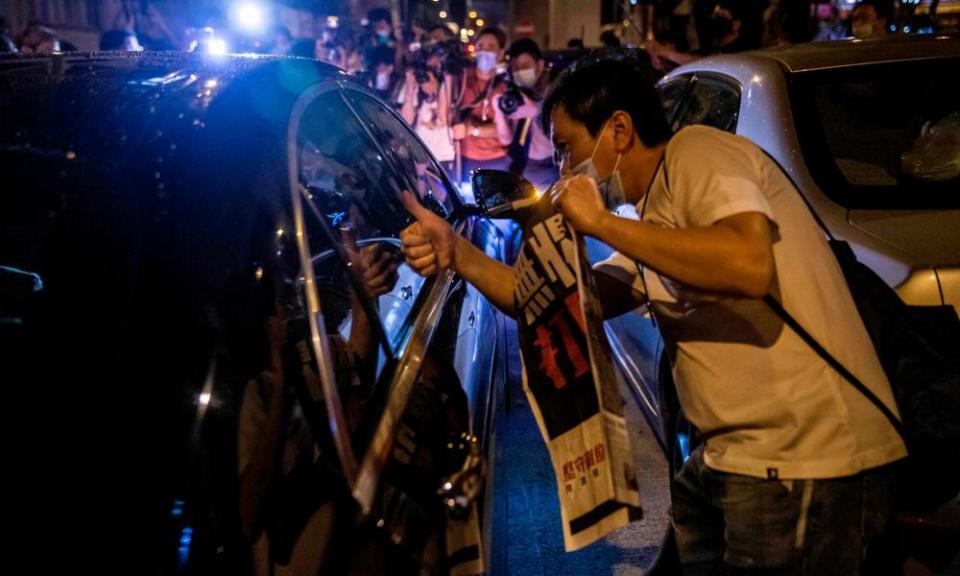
[400,191,518,317]
[453,237,518,317]
[554,175,774,298]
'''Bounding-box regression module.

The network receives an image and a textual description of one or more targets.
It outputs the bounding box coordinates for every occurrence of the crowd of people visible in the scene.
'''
[2,0,922,193]
[2,1,953,574]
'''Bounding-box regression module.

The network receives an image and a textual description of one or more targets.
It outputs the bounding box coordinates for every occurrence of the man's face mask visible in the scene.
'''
[570,121,626,211]
[476,51,498,73]
[375,71,391,91]
[513,67,538,89]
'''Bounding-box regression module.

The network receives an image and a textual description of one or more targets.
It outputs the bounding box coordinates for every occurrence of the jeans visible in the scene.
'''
[672,446,897,575]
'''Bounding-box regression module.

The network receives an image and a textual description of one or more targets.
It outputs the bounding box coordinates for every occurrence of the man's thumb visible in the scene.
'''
[401,190,433,224]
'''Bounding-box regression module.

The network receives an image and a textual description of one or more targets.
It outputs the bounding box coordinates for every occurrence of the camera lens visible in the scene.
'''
[499,87,522,115]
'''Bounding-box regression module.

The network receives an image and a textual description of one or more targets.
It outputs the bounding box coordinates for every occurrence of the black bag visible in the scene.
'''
[764,245,960,513]
[760,210,960,513]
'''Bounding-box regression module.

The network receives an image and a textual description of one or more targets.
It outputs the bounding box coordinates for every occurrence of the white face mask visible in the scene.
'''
[570,121,626,211]
[476,51,498,73]
[375,71,391,91]
[513,67,538,89]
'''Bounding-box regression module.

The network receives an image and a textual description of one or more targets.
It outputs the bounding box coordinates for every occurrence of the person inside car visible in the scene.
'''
[399,50,906,575]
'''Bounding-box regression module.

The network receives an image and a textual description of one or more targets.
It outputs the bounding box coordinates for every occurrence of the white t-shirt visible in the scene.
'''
[596,125,907,479]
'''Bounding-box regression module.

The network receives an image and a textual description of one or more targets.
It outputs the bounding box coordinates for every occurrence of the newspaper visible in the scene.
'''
[512,198,641,551]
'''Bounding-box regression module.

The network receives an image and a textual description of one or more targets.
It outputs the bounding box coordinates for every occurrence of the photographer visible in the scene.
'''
[452,27,510,179]
[493,38,559,191]
[363,44,403,105]
[398,42,461,170]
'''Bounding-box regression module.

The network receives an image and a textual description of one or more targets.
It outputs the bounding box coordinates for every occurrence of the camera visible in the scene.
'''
[498,81,536,116]
[411,39,469,85]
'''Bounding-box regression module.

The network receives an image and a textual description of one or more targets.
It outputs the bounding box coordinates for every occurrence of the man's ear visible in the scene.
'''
[611,110,635,154]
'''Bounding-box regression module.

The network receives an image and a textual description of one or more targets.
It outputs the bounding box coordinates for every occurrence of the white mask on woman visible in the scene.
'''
[476,51,498,73]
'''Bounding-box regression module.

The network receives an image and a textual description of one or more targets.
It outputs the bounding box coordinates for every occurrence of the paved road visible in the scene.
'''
[489,320,672,576]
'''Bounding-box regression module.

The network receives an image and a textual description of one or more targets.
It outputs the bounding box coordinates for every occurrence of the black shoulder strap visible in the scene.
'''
[762,294,905,437]
[753,149,907,439]
[657,131,905,440]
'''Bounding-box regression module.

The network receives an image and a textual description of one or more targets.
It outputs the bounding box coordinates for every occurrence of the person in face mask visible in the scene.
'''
[850,1,890,40]
[544,51,905,575]
[492,38,559,192]
[363,44,402,104]
[367,8,396,47]
[451,27,511,180]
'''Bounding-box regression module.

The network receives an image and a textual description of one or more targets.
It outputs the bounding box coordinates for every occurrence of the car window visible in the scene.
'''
[671,75,740,134]
[342,89,461,220]
[791,59,959,209]
[296,90,428,352]
[659,75,693,128]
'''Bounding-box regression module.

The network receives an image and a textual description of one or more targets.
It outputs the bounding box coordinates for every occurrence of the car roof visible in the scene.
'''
[0,49,347,81]
[0,51,354,154]
[668,34,959,79]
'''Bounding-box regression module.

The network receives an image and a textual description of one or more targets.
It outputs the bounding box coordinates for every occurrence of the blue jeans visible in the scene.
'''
[672,446,897,575]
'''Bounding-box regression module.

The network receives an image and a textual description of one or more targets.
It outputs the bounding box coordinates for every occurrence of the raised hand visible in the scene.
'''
[550,173,607,237]
[400,190,458,277]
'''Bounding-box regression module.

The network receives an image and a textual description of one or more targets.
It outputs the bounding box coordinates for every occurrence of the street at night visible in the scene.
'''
[2,1,959,574]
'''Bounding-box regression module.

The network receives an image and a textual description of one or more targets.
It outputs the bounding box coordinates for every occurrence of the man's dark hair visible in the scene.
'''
[476,26,506,49]
[599,30,621,48]
[539,49,671,146]
[428,23,454,38]
[290,38,316,59]
[367,8,392,26]
[567,38,585,49]
[507,38,542,61]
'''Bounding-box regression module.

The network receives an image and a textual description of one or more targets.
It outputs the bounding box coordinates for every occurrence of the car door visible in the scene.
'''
[341,88,504,451]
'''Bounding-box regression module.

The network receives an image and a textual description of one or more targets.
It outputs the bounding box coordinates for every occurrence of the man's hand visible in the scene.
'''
[404,70,418,95]
[550,174,608,237]
[360,244,400,297]
[451,123,468,140]
[400,190,459,276]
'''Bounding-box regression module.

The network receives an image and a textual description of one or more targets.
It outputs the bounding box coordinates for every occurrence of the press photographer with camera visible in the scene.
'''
[363,44,403,104]
[451,27,510,180]
[398,40,466,171]
[493,38,559,191]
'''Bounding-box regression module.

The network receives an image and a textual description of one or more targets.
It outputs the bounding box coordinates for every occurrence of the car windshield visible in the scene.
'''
[790,58,960,210]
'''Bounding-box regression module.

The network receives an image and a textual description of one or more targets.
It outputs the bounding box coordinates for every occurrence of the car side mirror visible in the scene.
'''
[470,169,541,219]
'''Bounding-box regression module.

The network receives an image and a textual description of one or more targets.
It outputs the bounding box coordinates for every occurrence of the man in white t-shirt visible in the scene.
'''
[399,52,906,574]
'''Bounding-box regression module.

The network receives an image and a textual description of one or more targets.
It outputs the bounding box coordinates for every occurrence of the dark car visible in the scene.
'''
[0,52,506,574]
